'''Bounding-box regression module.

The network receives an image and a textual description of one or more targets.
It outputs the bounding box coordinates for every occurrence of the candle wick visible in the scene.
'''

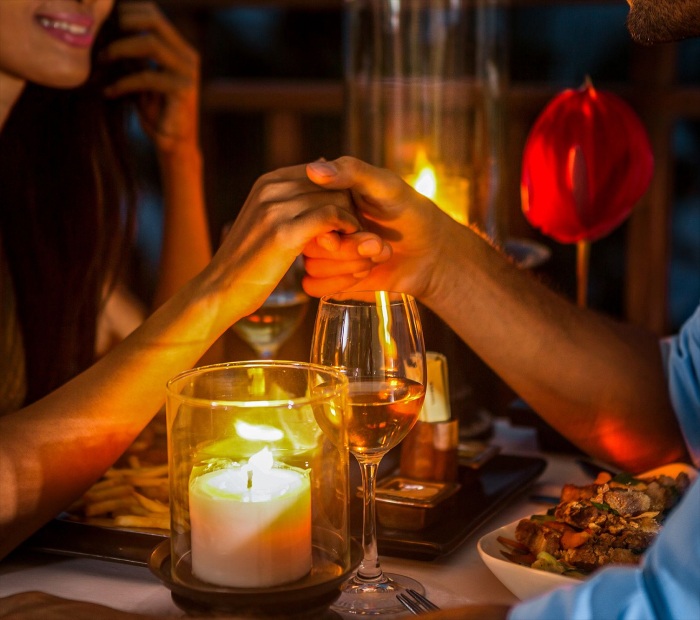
[247,469,253,490]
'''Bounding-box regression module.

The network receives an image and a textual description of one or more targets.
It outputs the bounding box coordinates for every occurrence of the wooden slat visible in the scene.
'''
[200,79,700,118]
[201,80,343,113]
[624,44,678,334]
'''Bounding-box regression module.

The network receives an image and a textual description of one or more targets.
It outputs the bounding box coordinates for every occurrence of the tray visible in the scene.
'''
[351,453,547,560]
[22,518,167,566]
[23,453,545,566]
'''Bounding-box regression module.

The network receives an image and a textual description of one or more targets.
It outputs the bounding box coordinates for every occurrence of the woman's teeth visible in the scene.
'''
[38,17,89,36]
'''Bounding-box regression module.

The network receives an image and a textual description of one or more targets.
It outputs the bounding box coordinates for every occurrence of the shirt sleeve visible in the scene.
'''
[659,302,700,469]
[508,477,700,620]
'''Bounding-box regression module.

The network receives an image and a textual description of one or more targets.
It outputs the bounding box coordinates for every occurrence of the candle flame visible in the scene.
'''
[406,148,469,225]
[248,446,274,472]
[411,149,438,201]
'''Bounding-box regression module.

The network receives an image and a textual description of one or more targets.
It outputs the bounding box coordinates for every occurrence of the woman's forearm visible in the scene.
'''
[0,275,227,560]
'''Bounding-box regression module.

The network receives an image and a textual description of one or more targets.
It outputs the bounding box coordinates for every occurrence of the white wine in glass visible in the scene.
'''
[232,258,309,359]
[311,290,426,615]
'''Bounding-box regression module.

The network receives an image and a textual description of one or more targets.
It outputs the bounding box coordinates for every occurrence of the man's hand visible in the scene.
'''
[304,157,457,302]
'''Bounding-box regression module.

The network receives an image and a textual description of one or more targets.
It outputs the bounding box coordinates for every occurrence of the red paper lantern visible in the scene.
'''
[520,80,654,243]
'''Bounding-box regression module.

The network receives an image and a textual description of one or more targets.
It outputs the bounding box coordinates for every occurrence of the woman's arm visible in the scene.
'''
[0,164,381,560]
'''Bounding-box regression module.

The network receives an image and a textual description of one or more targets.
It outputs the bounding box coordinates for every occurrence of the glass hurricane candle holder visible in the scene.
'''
[345,0,508,234]
[159,361,354,617]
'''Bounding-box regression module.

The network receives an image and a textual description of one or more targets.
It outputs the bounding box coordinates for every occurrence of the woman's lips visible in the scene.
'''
[34,12,96,48]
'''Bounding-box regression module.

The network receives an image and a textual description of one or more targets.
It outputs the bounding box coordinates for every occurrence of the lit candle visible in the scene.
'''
[405,149,470,225]
[189,447,312,588]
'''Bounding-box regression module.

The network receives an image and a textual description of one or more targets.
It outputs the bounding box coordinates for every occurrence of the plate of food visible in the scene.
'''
[477,463,696,601]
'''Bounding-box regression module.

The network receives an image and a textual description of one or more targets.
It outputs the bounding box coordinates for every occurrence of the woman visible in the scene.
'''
[0,0,210,409]
[0,0,386,559]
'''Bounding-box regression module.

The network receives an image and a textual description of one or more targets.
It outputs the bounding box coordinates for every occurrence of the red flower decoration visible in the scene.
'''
[520,80,654,243]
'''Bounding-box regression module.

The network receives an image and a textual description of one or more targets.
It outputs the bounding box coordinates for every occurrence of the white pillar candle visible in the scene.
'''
[189,448,312,588]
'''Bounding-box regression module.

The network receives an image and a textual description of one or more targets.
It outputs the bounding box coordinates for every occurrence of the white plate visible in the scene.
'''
[477,520,577,601]
[477,463,697,601]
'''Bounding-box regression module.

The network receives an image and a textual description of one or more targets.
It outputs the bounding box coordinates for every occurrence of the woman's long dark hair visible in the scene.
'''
[0,6,138,405]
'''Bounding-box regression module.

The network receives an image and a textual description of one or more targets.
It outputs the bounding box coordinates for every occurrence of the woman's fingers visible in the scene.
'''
[117,1,195,60]
[103,32,195,80]
[101,1,199,150]
[103,69,190,98]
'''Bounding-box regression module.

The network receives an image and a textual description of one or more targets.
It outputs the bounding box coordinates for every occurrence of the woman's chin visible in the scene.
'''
[29,63,91,90]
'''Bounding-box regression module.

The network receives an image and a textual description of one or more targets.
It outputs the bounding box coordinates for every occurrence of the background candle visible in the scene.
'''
[189,455,312,588]
[404,153,470,226]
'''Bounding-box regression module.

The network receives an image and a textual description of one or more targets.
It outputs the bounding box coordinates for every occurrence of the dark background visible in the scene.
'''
[127,1,700,440]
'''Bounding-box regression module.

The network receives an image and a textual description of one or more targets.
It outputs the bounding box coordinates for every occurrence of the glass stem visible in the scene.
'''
[356,457,384,581]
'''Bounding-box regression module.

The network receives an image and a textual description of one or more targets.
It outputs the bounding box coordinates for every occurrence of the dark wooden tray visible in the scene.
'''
[351,453,547,561]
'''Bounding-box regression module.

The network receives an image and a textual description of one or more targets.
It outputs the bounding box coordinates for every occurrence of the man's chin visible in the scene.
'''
[626,14,673,46]
[627,6,700,45]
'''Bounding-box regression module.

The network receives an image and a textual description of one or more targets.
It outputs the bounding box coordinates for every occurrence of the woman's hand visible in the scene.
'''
[203,164,387,323]
[102,1,200,156]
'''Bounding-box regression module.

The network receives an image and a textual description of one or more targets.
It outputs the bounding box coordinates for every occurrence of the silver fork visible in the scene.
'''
[396,589,441,615]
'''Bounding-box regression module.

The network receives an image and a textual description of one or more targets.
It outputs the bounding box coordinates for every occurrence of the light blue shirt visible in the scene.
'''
[509,303,700,620]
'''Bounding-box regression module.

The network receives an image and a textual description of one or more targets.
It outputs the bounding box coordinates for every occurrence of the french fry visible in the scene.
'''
[104,463,168,479]
[142,485,169,504]
[84,484,133,503]
[84,497,139,518]
[70,416,170,531]
[134,492,169,514]
[112,505,150,517]
[127,475,169,488]
[114,514,170,530]
[87,477,122,492]
[127,455,142,469]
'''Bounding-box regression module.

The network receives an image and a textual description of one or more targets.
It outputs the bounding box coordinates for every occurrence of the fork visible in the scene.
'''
[396,589,441,615]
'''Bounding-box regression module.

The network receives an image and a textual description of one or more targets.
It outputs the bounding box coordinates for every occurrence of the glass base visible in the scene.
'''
[331,572,424,616]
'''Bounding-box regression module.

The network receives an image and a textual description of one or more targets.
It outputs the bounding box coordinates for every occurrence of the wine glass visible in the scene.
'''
[232,256,310,359]
[311,290,427,615]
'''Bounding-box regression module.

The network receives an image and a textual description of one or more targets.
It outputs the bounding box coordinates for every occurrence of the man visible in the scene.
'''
[301,1,699,618]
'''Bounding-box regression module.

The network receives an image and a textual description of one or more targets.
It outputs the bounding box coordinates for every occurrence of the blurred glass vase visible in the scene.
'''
[344,0,508,238]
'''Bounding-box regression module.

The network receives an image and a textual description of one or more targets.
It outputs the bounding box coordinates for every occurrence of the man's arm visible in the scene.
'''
[305,157,688,472]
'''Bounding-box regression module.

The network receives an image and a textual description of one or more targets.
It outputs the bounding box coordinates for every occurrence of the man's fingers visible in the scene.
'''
[304,232,391,262]
[306,156,409,205]
[302,274,367,299]
[304,256,375,279]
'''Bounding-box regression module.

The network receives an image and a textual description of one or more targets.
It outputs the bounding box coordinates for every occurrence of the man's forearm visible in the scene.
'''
[426,227,687,471]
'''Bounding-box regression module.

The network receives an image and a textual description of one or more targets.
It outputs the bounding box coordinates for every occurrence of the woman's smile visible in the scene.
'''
[34,11,97,49]
[0,0,114,88]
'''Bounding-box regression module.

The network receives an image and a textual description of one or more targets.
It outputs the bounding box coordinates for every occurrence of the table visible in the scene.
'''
[0,428,592,617]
